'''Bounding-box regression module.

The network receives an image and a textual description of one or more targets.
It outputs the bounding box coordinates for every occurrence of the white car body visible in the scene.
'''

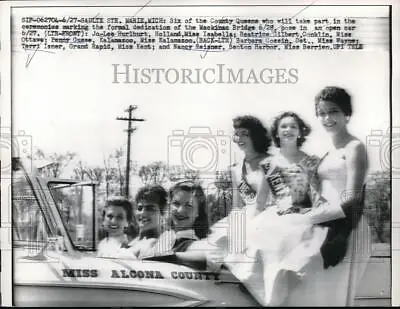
[12,158,259,307]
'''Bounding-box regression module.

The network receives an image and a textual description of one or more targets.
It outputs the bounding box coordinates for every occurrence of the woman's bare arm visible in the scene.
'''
[341,140,369,216]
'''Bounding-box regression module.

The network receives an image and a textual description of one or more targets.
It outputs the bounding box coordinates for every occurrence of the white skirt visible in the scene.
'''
[283,215,371,306]
[223,206,329,306]
[220,206,371,306]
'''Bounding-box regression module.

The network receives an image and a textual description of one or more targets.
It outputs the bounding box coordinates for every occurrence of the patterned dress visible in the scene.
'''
[260,154,321,214]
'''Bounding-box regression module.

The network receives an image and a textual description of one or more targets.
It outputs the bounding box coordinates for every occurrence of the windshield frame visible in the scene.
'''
[47,180,97,252]
[11,158,57,248]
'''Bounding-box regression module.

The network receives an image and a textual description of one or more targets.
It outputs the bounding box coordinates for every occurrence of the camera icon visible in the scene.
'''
[366,127,400,177]
[1,127,32,178]
[167,127,231,177]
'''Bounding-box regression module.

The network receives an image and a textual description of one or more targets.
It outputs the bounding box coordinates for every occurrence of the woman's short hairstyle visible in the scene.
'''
[314,86,352,116]
[233,115,271,153]
[168,180,209,239]
[271,111,311,147]
[100,197,136,240]
[102,197,134,222]
[134,185,168,215]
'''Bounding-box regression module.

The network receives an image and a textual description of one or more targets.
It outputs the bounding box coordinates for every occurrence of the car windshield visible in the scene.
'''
[48,182,96,251]
[12,163,52,252]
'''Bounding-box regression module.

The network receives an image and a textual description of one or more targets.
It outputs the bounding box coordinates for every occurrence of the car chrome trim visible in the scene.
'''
[14,281,207,303]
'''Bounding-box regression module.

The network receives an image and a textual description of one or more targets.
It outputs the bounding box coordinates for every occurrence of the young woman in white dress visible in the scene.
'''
[283,86,370,306]
[209,115,272,251]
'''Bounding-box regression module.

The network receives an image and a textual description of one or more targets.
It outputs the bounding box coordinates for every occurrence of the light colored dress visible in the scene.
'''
[97,234,159,260]
[206,158,266,252]
[224,149,371,306]
[125,236,158,258]
[283,146,371,306]
[97,235,129,258]
[115,235,159,259]
[223,153,332,306]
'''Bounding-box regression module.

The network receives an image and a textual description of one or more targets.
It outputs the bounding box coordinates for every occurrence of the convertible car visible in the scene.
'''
[11,157,391,306]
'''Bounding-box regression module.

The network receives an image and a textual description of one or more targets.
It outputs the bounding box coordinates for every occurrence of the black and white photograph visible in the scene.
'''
[0,0,398,306]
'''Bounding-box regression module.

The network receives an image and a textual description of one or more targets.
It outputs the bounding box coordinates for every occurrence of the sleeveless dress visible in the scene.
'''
[284,147,371,306]
[206,158,266,252]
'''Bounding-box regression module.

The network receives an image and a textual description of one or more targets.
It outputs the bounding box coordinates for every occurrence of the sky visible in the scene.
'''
[10,5,391,178]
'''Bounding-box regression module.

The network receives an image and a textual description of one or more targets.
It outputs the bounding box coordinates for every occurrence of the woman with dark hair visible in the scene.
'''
[270,111,311,148]
[118,184,168,259]
[169,180,209,240]
[260,111,318,215]
[97,197,134,258]
[282,86,370,306]
[231,115,271,212]
[152,180,209,254]
[207,115,272,248]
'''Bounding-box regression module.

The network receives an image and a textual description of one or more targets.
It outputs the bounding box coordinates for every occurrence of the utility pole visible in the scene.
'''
[116,105,145,199]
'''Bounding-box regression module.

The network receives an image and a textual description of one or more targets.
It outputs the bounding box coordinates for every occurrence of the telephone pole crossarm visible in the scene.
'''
[116,117,145,121]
